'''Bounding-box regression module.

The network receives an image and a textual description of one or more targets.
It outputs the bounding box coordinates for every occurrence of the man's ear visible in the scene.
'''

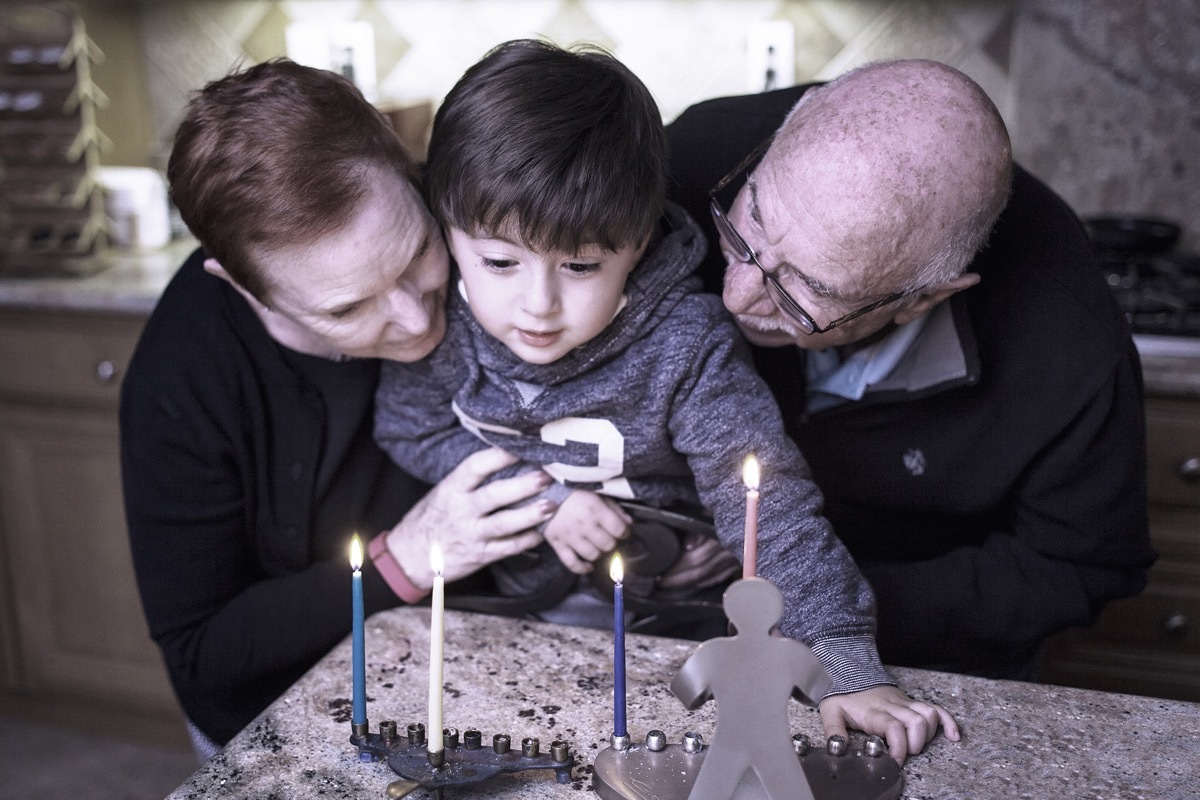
[204,258,268,312]
[892,272,981,325]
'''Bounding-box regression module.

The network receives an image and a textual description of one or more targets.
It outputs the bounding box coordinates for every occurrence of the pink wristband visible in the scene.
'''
[368,531,428,604]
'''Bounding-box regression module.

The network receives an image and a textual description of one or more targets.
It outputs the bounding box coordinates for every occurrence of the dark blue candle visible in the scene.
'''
[350,535,366,726]
[611,554,627,737]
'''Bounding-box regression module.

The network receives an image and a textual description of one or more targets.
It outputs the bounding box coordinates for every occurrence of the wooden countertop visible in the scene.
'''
[164,607,1197,800]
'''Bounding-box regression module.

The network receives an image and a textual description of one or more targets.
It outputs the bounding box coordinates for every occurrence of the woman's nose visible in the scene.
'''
[384,284,433,332]
[721,258,774,315]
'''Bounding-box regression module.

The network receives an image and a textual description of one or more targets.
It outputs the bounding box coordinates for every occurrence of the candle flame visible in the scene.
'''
[610,553,624,584]
[349,534,363,571]
[743,455,760,491]
[430,542,444,576]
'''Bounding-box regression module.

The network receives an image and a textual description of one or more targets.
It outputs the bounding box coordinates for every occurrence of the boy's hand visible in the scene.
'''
[818,685,960,764]
[543,490,631,574]
[658,532,741,589]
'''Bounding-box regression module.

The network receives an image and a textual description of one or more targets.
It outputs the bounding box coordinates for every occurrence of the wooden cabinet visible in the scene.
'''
[0,308,187,745]
[1042,394,1200,702]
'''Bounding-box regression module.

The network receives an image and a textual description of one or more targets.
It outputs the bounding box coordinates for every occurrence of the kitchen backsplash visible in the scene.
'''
[82,0,1199,251]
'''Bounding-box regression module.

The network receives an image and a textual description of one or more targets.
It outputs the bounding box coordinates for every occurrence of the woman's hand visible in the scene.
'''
[387,448,553,588]
[818,684,960,764]
[543,490,631,574]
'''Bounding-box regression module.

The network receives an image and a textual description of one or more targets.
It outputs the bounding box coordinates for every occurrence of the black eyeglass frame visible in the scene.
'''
[707,137,910,335]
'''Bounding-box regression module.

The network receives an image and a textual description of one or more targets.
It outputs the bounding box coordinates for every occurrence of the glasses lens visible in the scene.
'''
[710,201,753,262]
[763,278,815,333]
[710,199,819,333]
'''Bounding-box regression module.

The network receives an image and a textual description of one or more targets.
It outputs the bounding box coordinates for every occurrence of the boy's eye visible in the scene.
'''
[480,256,516,271]
[564,261,600,275]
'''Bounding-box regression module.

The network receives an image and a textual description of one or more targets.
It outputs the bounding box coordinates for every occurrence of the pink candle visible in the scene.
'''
[743,455,760,578]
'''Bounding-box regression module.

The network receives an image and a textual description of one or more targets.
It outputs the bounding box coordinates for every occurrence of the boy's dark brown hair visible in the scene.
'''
[424,39,665,254]
[168,58,419,301]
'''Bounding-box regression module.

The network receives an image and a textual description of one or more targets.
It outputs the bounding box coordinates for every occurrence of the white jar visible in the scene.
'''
[99,166,170,249]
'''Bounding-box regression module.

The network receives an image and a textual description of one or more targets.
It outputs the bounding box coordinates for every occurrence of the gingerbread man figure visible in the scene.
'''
[669,577,831,800]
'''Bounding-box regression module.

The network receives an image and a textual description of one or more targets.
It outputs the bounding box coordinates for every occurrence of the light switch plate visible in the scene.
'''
[285,20,377,101]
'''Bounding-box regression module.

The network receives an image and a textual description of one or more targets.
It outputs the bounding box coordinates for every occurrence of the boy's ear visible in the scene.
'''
[636,232,652,261]
[204,258,269,312]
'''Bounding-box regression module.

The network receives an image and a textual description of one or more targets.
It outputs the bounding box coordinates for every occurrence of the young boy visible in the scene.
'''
[376,39,886,701]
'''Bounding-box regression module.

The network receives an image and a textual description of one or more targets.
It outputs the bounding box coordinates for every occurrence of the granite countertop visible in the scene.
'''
[0,238,197,316]
[165,607,1198,800]
[1133,335,1200,398]
[1,246,1198,397]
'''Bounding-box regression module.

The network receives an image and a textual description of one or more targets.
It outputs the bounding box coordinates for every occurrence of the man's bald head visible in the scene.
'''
[766,59,1012,291]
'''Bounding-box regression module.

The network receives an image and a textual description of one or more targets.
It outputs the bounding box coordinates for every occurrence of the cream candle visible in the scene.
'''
[428,543,445,755]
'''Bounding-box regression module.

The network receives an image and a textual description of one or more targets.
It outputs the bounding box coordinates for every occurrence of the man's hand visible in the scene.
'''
[818,684,960,764]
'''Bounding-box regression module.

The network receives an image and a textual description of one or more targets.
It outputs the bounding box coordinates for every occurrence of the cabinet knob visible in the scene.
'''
[95,359,118,384]
[1162,612,1188,638]
[1179,456,1200,482]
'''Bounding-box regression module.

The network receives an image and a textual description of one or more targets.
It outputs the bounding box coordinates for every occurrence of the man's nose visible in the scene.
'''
[722,258,774,316]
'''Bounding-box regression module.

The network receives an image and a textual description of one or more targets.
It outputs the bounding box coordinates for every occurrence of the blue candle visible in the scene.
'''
[350,535,366,726]
[611,554,627,737]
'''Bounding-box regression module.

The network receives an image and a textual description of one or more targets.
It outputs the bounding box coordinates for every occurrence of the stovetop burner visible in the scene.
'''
[1102,252,1200,338]
[1083,217,1199,339]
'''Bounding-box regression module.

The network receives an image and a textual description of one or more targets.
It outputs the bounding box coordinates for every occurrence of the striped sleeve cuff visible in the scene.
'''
[809,634,894,697]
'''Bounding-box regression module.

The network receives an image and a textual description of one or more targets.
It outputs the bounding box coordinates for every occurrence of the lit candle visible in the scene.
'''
[428,543,445,755]
[743,455,760,578]
[349,535,366,726]
[611,554,627,738]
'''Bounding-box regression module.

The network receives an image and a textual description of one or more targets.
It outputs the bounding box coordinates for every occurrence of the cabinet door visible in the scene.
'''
[0,403,177,713]
[1042,396,1200,702]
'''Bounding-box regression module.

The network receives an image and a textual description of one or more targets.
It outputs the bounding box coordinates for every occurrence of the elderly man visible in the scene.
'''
[667,60,1154,683]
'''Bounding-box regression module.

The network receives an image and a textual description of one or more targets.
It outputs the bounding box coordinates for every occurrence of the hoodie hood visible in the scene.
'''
[447,201,708,385]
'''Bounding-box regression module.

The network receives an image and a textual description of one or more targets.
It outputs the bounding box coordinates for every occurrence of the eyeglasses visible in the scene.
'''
[708,137,909,335]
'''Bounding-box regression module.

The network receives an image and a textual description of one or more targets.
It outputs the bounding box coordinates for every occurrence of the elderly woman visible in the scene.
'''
[119,59,553,757]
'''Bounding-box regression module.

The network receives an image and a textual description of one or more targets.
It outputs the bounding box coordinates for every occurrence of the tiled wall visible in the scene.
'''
[1012,2,1198,251]
[123,0,1021,159]
[87,0,1200,249]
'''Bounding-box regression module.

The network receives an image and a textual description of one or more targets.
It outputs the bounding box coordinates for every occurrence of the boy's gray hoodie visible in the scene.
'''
[376,203,889,696]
